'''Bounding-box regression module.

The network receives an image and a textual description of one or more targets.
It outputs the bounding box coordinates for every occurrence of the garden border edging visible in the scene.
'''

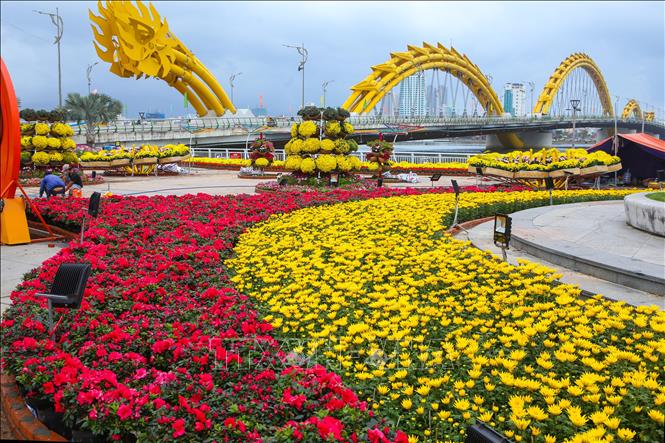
[1,373,67,441]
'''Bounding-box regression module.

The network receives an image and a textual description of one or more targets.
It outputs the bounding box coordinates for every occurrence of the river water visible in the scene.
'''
[359,140,590,154]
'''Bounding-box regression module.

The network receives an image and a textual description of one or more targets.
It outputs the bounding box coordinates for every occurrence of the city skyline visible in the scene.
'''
[1,1,663,118]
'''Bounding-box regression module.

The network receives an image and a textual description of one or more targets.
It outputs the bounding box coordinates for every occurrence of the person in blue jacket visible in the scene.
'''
[39,170,66,198]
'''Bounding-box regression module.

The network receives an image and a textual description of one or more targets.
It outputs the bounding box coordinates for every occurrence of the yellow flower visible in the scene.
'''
[320,139,335,153]
[300,157,315,173]
[315,154,337,173]
[298,121,317,137]
[566,406,588,427]
[254,157,269,168]
[377,385,389,395]
[647,409,665,424]
[401,399,412,410]
[617,428,636,441]
[454,399,470,411]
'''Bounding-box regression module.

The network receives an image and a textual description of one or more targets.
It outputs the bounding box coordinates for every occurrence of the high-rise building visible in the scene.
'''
[503,83,526,117]
[399,73,426,117]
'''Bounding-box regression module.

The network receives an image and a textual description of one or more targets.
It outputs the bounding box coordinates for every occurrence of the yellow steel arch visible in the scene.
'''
[644,112,655,122]
[90,1,235,117]
[343,42,523,148]
[621,99,642,119]
[533,53,613,117]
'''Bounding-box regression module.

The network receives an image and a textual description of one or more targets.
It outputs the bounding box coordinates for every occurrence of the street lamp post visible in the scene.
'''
[284,43,308,111]
[86,62,98,95]
[613,95,620,186]
[570,99,581,149]
[34,8,64,108]
[528,81,535,117]
[322,80,333,107]
[229,72,242,104]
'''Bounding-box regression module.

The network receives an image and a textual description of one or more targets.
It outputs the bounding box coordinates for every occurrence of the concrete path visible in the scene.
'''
[458,202,665,308]
[1,242,67,314]
[3,170,487,315]
[20,168,492,198]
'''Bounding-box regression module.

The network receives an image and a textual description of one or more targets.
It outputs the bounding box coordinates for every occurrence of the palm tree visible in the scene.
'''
[65,93,122,145]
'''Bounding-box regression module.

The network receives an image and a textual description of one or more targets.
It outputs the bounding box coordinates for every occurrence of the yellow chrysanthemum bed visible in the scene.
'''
[229,190,664,442]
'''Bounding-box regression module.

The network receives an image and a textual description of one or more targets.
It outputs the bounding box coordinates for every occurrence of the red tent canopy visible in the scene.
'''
[588,133,665,178]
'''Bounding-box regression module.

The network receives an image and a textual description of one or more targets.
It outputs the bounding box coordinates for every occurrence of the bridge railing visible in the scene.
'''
[190,148,475,165]
[78,114,665,138]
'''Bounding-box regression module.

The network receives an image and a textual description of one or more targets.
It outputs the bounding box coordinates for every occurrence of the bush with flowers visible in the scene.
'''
[230,188,663,443]
[365,135,394,176]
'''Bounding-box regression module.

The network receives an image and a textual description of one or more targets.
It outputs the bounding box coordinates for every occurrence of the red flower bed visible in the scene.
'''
[2,185,525,441]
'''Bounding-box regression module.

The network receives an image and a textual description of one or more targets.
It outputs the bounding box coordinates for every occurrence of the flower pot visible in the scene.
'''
[579,165,608,176]
[484,167,515,179]
[133,157,158,165]
[607,162,622,172]
[515,170,548,179]
[159,155,190,164]
[110,159,131,167]
[80,161,111,168]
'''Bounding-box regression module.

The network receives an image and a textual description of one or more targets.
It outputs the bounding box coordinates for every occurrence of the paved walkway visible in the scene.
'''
[458,201,664,307]
[3,170,486,315]
[1,242,67,314]
[21,168,490,199]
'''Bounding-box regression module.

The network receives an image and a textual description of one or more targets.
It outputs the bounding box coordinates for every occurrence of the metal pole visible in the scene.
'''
[86,62,98,95]
[47,299,54,339]
[284,44,308,110]
[229,72,242,104]
[80,215,86,243]
[301,47,305,109]
[35,8,64,108]
[322,80,333,108]
[613,96,619,186]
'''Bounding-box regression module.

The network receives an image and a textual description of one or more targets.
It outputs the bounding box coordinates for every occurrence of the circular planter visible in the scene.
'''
[624,192,665,237]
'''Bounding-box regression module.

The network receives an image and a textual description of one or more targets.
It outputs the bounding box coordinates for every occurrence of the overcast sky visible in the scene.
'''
[1,1,663,118]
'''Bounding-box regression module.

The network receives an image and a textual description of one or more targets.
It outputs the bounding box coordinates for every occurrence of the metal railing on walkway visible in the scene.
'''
[190,148,476,164]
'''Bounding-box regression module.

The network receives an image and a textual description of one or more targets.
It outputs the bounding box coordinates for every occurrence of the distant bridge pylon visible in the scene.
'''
[621,99,642,120]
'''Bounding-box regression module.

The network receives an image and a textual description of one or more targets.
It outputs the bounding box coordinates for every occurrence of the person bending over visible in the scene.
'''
[39,170,66,198]
[65,167,84,197]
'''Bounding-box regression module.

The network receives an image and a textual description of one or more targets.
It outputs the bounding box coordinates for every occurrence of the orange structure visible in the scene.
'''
[1,58,59,245]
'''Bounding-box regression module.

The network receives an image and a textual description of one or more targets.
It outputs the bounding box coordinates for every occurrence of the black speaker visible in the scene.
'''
[545,177,554,190]
[91,171,97,179]
[88,192,101,217]
[377,177,383,187]
[476,167,483,176]
[451,179,460,195]
[466,423,511,442]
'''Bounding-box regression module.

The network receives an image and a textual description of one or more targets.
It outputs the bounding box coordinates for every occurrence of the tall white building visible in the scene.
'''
[503,83,526,117]
[399,73,426,117]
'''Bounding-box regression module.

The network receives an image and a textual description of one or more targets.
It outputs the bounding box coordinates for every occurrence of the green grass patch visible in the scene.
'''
[646,192,665,202]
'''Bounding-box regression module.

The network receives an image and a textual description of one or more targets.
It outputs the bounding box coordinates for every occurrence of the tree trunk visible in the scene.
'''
[85,122,95,146]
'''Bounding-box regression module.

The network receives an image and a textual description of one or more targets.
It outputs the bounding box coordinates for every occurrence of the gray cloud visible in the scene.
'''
[2,1,663,118]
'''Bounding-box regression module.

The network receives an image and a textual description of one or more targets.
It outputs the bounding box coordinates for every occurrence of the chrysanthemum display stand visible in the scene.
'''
[79,144,191,176]
[20,119,78,169]
[366,134,394,179]
[282,106,361,185]
[241,134,275,178]
[468,148,622,189]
